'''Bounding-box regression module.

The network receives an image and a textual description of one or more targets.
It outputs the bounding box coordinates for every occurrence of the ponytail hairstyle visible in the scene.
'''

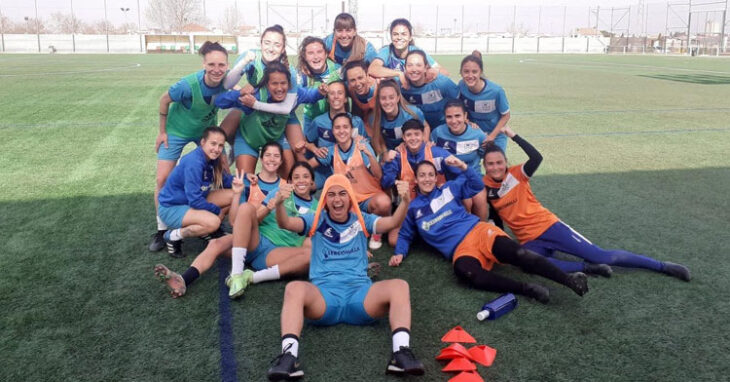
[261,24,290,67]
[460,50,486,80]
[255,62,292,91]
[371,79,419,155]
[389,18,415,46]
[333,13,369,65]
[201,126,228,189]
[199,41,228,57]
[297,36,328,77]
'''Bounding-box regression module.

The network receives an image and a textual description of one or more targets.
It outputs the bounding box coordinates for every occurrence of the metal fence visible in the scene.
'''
[0,0,727,55]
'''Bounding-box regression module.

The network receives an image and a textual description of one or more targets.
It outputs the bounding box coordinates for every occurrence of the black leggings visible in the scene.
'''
[453,236,571,294]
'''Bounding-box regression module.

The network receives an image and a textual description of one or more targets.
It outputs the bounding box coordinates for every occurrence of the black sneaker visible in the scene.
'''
[148,230,166,252]
[662,262,691,282]
[163,231,184,258]
[524,283,550,304]
[584,263,613,278]
[200,227,226,242]
[267,352,303,381]
[567,272,589,296]
[386,346,425,376]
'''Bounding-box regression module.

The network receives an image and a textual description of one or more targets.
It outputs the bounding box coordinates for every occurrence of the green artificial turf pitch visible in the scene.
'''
[0,53,729,381]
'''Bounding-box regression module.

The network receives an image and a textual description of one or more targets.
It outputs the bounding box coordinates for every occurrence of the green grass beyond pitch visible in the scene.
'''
[0,53,729,381]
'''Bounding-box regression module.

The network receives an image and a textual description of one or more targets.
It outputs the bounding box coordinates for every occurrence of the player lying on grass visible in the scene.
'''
[380,118,468,247]
[390,158,589,303]
[156,126,234,258]
[149,41,229,253]
[298,112,391,250]
[153,162,317,298]
[482,125,691,281]
[266,175,425,380]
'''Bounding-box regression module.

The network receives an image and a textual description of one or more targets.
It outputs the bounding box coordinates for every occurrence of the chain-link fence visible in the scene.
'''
[0,0,727,55]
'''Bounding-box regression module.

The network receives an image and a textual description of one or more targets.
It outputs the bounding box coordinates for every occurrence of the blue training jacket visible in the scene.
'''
[395,167,484,259]
[158,146,233,215]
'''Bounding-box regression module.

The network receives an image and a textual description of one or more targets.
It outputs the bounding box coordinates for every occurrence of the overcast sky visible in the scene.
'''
[1,0,724,35]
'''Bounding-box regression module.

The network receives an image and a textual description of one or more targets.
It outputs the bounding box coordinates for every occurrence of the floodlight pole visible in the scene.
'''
[511,5,516,53]
[0,0,5,53]
[460,5,464,54]
[34,0,40,53]
[137,0,143,52]
[486,5,491,54]
[70,0,76,52]
[435,6,439,53]
[104,0,109,52]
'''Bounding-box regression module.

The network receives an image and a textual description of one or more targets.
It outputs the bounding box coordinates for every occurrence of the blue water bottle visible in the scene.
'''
[477,293,518,321]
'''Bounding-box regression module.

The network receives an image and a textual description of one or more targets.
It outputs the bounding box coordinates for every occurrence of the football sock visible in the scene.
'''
[181,267,200,286]
[231,247,247,275]
[392,328,410,352]
[281,334,299,357]
[169,228,183,241]
[156,215,167,231]
[253,265,280,284]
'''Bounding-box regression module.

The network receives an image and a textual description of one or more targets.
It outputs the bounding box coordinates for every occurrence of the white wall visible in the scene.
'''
[0,34,610,54]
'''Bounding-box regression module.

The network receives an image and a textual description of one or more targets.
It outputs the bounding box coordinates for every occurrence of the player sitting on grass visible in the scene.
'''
[156,126,234,258]
[482,125,690,281]
[266,175,424,380]
[390,157,589,303]
[154,162,317,298]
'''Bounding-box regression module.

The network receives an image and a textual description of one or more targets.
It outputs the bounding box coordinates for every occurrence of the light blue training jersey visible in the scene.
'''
[368,106,425,151]
[300,210,379,288]
[457,79,510,134]
[399,74,459,128]
[430,124,487,173]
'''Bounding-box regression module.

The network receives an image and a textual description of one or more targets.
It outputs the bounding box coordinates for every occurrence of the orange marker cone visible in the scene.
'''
[441,326,477,343]
[436,343,472,360]
[468,345,497,367]
[448,371,484,382]
[442,357,477,372]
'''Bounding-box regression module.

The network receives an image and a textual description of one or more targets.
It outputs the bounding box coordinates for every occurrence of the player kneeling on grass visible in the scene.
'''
[157,126,234,258]
[482,125,690,281]
[154,163,316,298]
[267,175,424,380]
[390,157,589,303]
[298,112,391,250]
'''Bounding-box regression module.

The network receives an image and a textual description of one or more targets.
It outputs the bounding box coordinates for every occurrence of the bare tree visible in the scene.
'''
[49,12,85,34]
[20,17,47,34]
[146,0,202,33]
[220,5,239,35]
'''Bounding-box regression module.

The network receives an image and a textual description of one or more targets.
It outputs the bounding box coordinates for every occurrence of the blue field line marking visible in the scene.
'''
[217,258,238,382]
[530,127,730,139]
